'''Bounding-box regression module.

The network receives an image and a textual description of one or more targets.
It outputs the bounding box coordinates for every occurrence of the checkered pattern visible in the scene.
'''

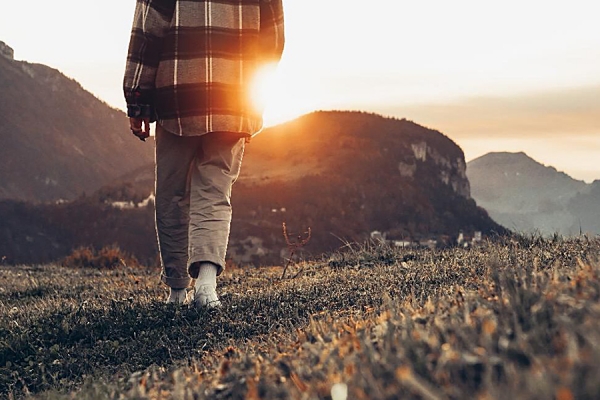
[123,0,284,136]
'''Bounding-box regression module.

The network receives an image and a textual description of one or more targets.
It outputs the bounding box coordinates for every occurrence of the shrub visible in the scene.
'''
[60,245,141,269]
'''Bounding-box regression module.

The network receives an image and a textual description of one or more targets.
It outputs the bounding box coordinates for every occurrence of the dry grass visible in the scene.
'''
[1,236,600,399]
[60,246,141,270]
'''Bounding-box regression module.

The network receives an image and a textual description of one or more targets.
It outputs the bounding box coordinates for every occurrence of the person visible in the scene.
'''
[123,0,285,307]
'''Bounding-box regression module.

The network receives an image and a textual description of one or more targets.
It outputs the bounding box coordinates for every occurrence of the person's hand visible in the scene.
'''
[129,117,151,141]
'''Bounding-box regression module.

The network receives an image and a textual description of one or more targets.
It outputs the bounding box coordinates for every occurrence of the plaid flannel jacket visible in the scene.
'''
[123,0,284,137]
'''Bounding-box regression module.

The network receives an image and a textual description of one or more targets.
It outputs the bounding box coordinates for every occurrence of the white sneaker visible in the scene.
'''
[166,288,188,304]
[193,284,222,309]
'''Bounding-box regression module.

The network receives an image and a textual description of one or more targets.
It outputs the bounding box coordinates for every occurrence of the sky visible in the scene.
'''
[1,0,599,181]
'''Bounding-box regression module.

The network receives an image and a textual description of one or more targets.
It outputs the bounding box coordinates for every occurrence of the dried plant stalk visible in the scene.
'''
[281,222,312,279]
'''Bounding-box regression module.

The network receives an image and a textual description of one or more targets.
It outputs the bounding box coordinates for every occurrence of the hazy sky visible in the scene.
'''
[1,0,599,181]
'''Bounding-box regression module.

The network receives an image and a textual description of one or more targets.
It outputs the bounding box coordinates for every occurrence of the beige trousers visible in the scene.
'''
[155,124,245,289]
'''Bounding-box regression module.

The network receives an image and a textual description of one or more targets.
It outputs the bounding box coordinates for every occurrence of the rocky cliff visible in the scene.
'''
[0,41,14,60]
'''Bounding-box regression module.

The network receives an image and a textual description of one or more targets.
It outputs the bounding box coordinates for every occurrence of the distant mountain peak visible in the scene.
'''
[470,151,538,166]
[467,151,598,235]
[468,151,583,183]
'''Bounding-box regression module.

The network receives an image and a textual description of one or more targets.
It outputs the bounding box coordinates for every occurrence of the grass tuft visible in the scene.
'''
[60,246,140,270]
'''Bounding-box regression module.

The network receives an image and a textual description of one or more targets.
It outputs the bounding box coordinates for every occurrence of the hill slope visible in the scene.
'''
[0,111,505,265]
[467,152,599,234]
[2,238,600,398]
[0,45,154,202]
[229,111,504,262]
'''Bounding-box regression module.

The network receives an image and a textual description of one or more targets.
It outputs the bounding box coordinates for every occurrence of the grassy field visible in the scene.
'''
[1,236,600,399]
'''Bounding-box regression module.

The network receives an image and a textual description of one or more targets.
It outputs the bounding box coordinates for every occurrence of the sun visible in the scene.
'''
[250,63,307,127]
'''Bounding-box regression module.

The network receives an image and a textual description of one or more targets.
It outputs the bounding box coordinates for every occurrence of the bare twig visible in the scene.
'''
[281,222,311,279]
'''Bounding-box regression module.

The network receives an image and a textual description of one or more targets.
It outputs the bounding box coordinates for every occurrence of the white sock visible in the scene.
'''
[194,262,218,290]
[167,288,187,304]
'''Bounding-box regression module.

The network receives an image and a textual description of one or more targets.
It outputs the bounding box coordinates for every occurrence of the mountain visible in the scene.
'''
[0,111,506,265]
[0,41,154,202]
[567,181,600,234]
[228,111,504,262]
[467,152,599,235]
